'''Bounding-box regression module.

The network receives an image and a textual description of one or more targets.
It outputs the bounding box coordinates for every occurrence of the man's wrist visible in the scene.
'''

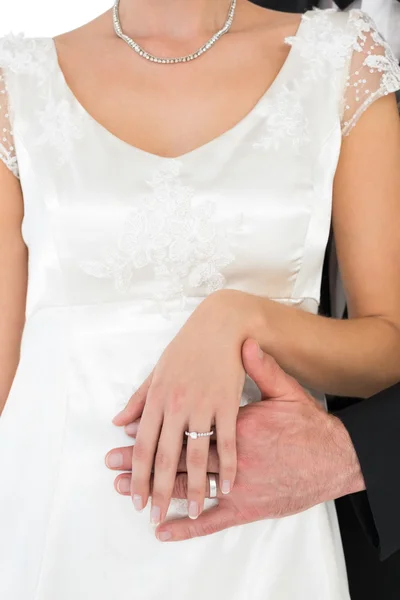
[328,414,366,497]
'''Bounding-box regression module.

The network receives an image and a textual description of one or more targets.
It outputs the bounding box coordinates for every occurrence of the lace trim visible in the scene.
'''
[34,97,86,167]
[0,32,53,80]
[341,10,400,135]
[253,82,310,153]
[0,33,56,178]
[284,8,400,137]
[285,9,355,78]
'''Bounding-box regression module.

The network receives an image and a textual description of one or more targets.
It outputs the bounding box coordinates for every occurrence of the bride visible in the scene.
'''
[0,0,400,598]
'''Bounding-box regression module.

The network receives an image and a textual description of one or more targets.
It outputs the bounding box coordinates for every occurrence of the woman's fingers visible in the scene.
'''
[112,372,153,426]
[215,410,237,495]
[124,420,140,437]
[105,443,220,473]
[124,418,217,443]
[114,472,221,500]
[130,401,163,513]
[186,417,213,520]
[150,416,186,526]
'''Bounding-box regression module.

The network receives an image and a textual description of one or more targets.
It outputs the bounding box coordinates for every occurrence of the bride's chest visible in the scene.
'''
[21,132,335,309]
[15,57,341,307]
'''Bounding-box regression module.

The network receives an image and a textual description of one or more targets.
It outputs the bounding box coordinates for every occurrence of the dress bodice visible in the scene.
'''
[1,8,399,320]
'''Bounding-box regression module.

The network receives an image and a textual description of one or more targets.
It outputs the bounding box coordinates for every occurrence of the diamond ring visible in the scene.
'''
[185,430,214,440]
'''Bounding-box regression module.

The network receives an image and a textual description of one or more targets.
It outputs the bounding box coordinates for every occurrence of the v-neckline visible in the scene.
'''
[49,13,307,162]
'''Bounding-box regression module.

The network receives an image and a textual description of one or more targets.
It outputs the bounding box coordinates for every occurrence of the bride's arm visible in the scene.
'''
[0,163,27,414]
[223,92,400,398]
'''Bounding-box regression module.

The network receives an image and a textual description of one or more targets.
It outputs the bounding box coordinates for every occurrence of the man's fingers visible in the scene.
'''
[176,446,219,472]
[112,372,153,426]
[114,473,132,495]
[155,506,238,542]
[106,444,220,473]
[105,446,133,471]
[241,339,307,401]
[171,472,221,500]
[113,472,221,500]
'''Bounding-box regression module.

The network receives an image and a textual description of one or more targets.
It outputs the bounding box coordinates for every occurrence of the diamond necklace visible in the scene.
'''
[112,0,237,64]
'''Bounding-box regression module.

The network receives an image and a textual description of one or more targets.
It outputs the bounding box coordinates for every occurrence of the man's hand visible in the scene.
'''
[106,339,365,542]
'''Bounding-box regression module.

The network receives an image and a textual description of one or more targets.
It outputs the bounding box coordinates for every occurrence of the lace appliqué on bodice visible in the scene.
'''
[81,160,242,312]
[35,97,85,167]
[253,82,310,152]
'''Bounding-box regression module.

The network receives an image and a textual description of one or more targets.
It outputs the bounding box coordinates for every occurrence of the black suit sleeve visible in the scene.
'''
[333,384,400,561]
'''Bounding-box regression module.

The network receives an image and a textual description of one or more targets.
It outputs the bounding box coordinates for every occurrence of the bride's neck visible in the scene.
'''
[117,0,241,39]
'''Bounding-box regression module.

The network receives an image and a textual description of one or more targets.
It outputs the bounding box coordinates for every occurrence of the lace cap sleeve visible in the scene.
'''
[341,10,400,136]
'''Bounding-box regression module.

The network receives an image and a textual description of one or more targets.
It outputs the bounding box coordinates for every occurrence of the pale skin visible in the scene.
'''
[1,0,400,536]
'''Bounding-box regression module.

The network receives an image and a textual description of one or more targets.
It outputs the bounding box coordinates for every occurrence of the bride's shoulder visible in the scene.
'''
[296,7,390,48]
[0,32,53,77]
[286,7,398,70]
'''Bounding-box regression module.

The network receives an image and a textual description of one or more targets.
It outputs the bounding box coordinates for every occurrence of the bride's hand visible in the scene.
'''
[112,290,258,525]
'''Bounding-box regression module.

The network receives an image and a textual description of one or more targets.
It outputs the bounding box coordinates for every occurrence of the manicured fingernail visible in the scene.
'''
[112,410,125,424]
[133,494,143,511]
[116,478,131,494]
[222,480,231,495]
[157,530,172,542]
[106,453,123,468]
[189,501,199,520]
[151,506,161,525]
[125,422,139,436]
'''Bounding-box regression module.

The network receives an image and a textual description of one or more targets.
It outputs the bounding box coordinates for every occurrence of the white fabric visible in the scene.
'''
[0,9,399,600]
[322,0,400,59]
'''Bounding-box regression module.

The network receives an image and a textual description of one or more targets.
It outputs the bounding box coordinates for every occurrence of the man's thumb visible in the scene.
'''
[241,339,303,400]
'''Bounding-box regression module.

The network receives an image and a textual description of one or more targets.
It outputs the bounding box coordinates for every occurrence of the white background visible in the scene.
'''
[0,0,110,37]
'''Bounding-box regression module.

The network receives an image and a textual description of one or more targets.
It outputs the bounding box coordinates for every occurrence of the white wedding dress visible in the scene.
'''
[0,8,399,600]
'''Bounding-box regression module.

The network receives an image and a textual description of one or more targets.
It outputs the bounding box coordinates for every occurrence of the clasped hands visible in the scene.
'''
[106,291,365,543]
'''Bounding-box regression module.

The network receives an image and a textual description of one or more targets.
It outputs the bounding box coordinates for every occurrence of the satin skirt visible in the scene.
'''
[0,302,350,600]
